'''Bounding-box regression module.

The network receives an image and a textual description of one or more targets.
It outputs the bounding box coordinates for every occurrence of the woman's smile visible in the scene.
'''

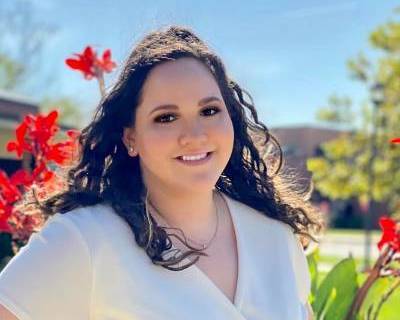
[175,151,214,166]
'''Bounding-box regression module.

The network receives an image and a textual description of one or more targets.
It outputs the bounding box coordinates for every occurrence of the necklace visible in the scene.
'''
[145,190,220,250]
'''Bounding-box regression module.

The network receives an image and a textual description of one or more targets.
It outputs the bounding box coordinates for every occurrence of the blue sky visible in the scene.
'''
[19,0,400,128]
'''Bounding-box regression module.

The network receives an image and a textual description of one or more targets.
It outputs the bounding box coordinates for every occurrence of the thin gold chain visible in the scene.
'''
[146,190,220,250]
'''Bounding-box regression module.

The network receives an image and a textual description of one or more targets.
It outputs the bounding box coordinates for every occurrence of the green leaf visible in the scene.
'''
[313,257,359,320]
[358,277,393,320]
[307,248,320,305]
[319,287,337,320]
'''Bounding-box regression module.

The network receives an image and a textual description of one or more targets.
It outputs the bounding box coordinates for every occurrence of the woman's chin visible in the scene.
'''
[174,176,220,192]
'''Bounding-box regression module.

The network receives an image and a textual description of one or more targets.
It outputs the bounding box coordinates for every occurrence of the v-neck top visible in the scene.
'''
[0,192,311,320]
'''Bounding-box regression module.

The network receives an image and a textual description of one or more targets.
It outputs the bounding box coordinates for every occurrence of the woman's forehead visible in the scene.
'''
[140,58,221,104]
[148,57,211,77]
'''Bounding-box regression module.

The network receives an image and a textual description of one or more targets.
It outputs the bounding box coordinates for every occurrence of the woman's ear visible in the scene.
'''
[122,127,136,149]
[122,127,139,157]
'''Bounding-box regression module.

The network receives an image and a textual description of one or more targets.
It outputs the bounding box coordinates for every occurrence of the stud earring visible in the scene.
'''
[129,146,137,156]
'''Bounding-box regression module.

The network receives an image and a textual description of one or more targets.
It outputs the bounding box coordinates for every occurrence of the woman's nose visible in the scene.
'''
[178,121,208,146]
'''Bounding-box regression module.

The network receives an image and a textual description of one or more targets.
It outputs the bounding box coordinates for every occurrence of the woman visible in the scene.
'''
[0,25,322,319]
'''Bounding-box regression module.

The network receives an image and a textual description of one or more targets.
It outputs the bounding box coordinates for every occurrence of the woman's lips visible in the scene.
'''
[175,151,213,166]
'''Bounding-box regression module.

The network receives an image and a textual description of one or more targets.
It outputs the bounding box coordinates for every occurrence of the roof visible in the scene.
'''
[0,88,38,107]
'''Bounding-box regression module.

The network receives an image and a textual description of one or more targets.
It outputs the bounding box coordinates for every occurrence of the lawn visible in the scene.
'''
[326,229,380,237]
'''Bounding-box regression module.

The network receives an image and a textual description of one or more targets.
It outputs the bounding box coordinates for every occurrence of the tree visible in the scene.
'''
[0,54,24,90]
[307,9,400,219]
[0,0,56,93]
[40,97,84,129]
[0,0,83,128]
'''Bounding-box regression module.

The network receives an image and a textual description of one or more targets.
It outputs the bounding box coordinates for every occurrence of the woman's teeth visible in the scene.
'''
[180,153,208,161]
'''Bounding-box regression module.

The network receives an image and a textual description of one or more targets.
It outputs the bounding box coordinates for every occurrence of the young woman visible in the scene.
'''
[0,25,322,320]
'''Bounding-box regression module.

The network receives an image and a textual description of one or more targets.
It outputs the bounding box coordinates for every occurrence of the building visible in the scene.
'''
[270,125,382,229]
[0,89,39,175]
[271,125,344,183]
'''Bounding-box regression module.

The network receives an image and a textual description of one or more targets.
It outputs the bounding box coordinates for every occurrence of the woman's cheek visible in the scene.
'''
[144,126,178,149]
[216,115,234,140]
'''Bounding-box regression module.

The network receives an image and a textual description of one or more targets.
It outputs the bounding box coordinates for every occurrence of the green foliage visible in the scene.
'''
[313,229,400,319]
[307,132,371,200]
[347,53,371,82]
[307,248,320,305]
[316,95,354,126]
[312,257,359,320]
[0,53,25,89]
[358,277,394,320]
[370,21,400,52]
[40,97,84,128]
[309,9,400,217]
[0,1,82,129]
[309,251,399,320]
[0,0,56,93]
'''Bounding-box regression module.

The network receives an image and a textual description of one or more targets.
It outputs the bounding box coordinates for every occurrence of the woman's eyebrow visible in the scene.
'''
[148,96,222,116]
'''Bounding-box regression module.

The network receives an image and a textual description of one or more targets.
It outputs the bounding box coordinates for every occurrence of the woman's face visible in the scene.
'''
[123,57,234,194]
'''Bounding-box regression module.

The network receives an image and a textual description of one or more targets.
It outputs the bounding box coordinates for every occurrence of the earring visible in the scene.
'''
[129,145,137,156]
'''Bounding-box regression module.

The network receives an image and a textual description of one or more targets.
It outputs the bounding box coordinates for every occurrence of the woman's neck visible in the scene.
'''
[145,187,219,241]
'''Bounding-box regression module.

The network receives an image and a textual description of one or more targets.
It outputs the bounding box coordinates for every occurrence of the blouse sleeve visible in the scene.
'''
[288,229,311,305]
[0,212,92,320]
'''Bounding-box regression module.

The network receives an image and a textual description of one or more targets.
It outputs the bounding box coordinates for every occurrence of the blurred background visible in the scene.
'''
[0,1,399,313]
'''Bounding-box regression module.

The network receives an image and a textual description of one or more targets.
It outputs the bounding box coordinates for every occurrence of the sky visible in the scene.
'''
[6,0,400,128]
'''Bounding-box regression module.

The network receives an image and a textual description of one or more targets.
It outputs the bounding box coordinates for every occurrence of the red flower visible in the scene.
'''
[390,138,400,144]
[10,169,34,187]
[377,216,400,252]
[65,46,116,80]
[30,161,52,182]
[97,49,117,72]
[25,110,59,146]
[0,171,22,204]
[0,203,13,233]
[66,129,80,140]
[0,109,81,244]
[6,111,59,159]
[65,46,97,79]
[6,121,32,157]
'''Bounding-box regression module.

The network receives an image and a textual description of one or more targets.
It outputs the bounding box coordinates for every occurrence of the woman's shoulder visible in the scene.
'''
[51,202,126,229]
[43,203,133,247]
[0,206,104,320]
[222,192,294,238]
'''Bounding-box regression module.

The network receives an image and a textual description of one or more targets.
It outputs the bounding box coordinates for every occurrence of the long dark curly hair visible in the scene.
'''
[30,25,323,271]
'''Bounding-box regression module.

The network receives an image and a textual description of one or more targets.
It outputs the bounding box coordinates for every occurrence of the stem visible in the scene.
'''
[345,246,391,320]
[366,303,374,320]
[345,269,379,320]
[96,70,106,97]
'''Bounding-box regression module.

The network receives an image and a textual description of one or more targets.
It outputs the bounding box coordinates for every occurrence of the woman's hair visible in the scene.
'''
[28,25,323,271]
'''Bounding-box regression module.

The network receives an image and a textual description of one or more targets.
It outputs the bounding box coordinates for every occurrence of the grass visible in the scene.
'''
[326,228,380,237]
[318,254,364,268]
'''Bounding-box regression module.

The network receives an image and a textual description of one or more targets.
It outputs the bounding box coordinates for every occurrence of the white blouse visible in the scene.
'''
[0,192,311,320]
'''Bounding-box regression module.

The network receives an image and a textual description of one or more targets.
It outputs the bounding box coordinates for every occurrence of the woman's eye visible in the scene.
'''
[154,114,176,123]
[154,106,221,124]
[202,106,221,116]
